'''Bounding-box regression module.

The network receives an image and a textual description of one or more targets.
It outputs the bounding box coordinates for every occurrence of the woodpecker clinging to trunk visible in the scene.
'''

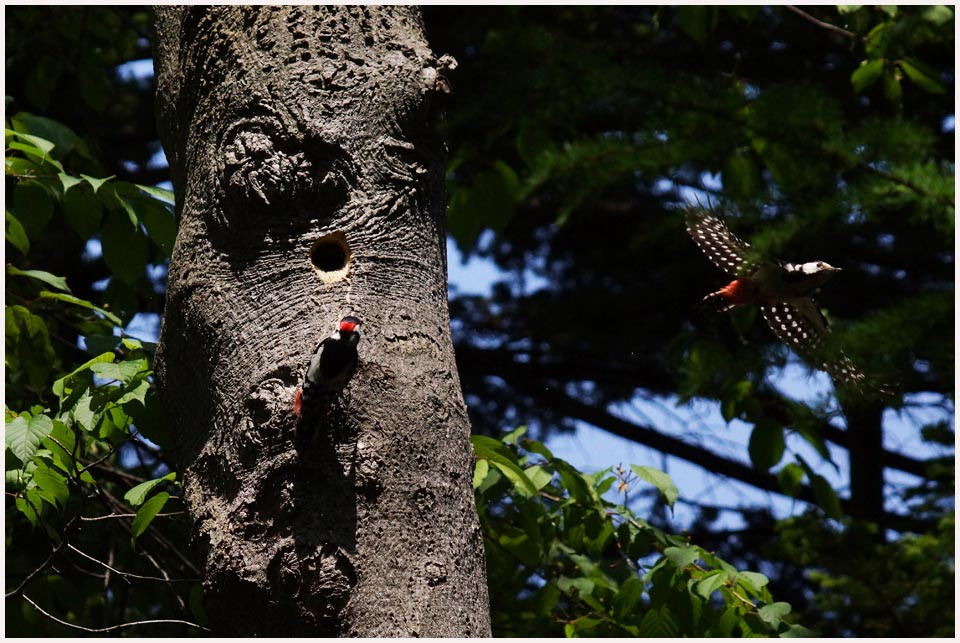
[294,316,361,444]
[685,207,877,391]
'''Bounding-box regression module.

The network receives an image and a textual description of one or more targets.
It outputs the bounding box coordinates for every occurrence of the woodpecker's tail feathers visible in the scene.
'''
[761,302,894,400]
[698,289,737,313]
[825,354,896,401]
[294,399,333,450]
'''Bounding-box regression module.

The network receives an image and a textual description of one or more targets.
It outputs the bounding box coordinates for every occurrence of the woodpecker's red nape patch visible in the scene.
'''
[339,319,360,333]
[294,388,302,417]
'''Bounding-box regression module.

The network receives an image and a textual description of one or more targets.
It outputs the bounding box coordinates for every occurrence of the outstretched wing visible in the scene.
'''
[685,209,759,277]
[760,301,870,389]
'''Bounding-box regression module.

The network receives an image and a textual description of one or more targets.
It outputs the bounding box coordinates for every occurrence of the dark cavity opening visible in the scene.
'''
[310,232,350,275]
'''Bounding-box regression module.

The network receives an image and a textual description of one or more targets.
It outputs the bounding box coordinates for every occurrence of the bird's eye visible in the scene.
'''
[816,262,824,268]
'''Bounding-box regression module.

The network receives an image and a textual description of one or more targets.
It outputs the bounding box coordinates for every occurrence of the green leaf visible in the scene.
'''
[809,472,843,519]
[41,419,77,466]
[564,616,608,638]
[15,493,40,526]
[112,190,139,228]
[710,605,739,637]
[736,570,770,595]
[101,209,148,284]
[68,389,98,432]
[489,460,539,498]
[11,113,78,159]
[523,464,554,490]
[557,575,595,599]
[124,472,176,507]
[63,186,104,238]
[835,5,862,14]
[6,210,30,254]
[696,570,729,598]
[501,425,527,445]
[37,291,123,325]
[5,156,48,181]
[777,462,805,497]
[638,605,679,637]
[9,131,55,157]
[471,434,519,462]
[748,420,785,470]
[32,461,70,509]
[13,181,55,240]
[677,6,716,44]
[5,413,54,464]
[780,623,820,637]
[521,438,554,461]
[758,601,792,627]
[135,183,175,205]
[898,58,945,94]
[139,199,178,256]
[613,576,644,620]
[554,460,597,503]
[58,172,83,193]
[742,611,774,637]
[472,458,489,489]
[882,68,903,105]
[130,491,169,541]
[90,356,149,384]
[630,465,679,507]
[7,265,70,292]
[851,59,884,94]
[921,5,953,26]
[5,305,58,390]
[81,174,114,193]
[116,378,150,406]
[664,544,699,568]
[52,352,115,398]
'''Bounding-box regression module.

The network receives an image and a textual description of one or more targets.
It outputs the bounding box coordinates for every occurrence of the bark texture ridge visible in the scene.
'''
[152,6,489,636]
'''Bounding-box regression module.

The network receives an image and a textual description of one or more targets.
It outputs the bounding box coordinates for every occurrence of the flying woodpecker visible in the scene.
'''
[685,207,874,391]
[294,316,362,442]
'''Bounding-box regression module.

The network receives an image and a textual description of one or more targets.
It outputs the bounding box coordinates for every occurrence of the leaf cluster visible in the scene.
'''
[5,111,203,634]
[473,427,814,637]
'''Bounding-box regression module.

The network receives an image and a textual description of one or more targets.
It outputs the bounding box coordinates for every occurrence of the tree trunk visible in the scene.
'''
[844,400,885,527]
[151,6,489,636]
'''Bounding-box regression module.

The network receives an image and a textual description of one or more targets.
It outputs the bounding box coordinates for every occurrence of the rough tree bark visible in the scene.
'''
[151,6,489,636]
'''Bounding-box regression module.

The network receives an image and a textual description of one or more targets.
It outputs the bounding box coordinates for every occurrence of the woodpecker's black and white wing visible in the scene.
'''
[685,209,760,277]
[760,300,869,389]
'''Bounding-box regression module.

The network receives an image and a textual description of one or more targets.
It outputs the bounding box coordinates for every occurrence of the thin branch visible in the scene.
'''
[784,5,856,40]
[5,513,80,598]
[21,594,208,633]
[66,544,199,583]
[80,511,186,522]
[77,441,129,476]
[861,163,955,208]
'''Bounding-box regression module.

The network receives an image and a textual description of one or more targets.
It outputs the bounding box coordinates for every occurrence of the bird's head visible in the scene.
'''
[337,316,362,346]
[798,261,842,275]
[793,261,842,289]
